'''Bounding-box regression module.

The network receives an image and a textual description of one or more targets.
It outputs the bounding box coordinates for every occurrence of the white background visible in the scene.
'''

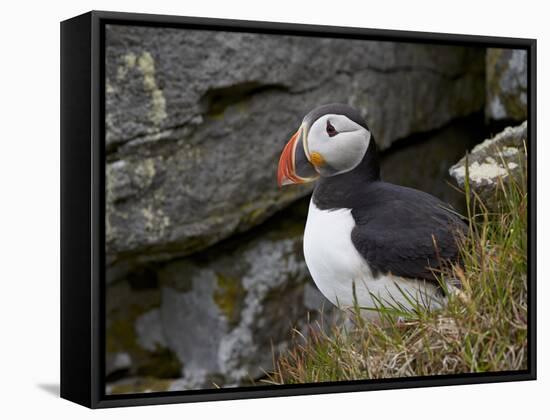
[0,0,547,418]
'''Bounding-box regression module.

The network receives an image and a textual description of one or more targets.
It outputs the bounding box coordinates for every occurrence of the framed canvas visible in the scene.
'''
[60,10,536,408]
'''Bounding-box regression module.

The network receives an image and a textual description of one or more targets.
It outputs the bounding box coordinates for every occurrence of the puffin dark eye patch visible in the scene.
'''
[326,120,338,137]
[60,11,535,409]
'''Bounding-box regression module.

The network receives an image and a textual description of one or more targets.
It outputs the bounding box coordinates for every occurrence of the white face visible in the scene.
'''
[305,114,371,177]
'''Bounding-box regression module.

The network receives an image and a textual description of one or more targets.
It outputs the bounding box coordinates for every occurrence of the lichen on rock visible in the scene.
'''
[137,51,168,126]
[452,157,518,185]
[449,121,527,201]
[213,273,247,327]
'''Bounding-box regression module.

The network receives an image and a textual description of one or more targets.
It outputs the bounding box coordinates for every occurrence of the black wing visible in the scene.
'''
[350,182,467,285]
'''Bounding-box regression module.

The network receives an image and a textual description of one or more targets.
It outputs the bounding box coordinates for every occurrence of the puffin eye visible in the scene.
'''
[326,120,338,137]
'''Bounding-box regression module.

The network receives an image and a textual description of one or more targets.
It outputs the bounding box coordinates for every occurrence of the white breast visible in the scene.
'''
[303,199,444,318]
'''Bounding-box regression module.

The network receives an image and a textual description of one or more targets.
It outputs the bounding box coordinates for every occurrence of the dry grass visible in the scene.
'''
[266,154,528,384]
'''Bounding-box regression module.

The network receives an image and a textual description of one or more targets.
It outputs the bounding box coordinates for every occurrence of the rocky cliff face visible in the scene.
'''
[105,24,491,393]
[105,25,485,270]
[486,49,528,122]
[106,200,337,392]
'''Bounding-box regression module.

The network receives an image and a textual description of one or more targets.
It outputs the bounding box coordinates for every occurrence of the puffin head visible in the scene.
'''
[277,103,373,186]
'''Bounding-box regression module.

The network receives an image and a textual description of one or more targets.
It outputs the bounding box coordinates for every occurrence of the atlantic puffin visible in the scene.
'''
[277,104,466,317]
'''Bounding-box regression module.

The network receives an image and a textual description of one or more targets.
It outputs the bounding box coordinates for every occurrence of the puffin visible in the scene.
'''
[277,103,466,318]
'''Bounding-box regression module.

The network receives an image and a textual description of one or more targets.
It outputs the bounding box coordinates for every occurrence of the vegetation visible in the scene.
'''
[266,154,528,384]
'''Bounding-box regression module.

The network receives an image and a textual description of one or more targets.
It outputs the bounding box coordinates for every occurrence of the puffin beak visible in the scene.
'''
[277,125,319,187]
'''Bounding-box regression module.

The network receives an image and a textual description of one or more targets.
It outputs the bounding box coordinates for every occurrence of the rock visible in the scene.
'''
[156,203,334,389]
[106,377,175,395]
[106,201,335,391]
[105,25,485,268]
[381,114,486,213]
[105,352,132,378]
[486,49,527,122]
[105,278,182,379]
[449,121,527,201]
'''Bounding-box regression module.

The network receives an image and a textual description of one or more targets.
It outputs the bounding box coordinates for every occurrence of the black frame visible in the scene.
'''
[61,10,537,409]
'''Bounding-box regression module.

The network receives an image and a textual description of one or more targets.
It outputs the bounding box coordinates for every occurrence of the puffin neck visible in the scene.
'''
[312,139,381,210]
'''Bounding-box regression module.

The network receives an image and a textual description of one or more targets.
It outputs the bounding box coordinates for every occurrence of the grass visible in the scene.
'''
[266,152,528,384]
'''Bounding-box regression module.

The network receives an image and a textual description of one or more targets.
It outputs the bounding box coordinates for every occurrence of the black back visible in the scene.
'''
[349,182,466,284]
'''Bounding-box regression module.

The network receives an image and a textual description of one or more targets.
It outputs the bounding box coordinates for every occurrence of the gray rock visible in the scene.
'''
[449,121,527,201]
[105,352,132,378]
[105,25,485,267]
[381,115,486,213]
[106,201,335,391]
[156,208,334,389]
[486,49,527,121]
[105,279,182,379]
[135,309,166,352]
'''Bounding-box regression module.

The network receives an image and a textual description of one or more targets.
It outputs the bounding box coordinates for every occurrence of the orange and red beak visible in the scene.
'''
[277,126,319,187]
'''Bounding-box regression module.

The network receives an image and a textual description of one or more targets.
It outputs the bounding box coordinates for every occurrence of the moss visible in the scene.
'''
[213,273,246,327]
[107,316,182,378]
[109,377,173,394]
[137,347,183,378]
[106,317,138,354]
[106,281,181,378]
[106,282,159,353]
[245,207,267,225]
